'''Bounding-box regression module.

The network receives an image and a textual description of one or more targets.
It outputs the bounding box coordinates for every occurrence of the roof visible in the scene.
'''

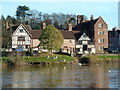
[73,18,99,41]
[10,24,32,34]
[60,30,76,39]
[23,25,32,33]
[31,30,42,39]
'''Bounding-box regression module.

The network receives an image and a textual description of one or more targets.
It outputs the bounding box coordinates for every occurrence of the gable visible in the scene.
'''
[12,24,32,37]
[94,16,108,28]
[79,33,91,41]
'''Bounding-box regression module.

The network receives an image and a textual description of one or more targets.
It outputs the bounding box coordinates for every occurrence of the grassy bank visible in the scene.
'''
[2,53,77,66]
[81,54,120,64]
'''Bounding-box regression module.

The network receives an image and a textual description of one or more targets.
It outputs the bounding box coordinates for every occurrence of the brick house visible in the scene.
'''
[108,27,120,52]
[72,15,108,53]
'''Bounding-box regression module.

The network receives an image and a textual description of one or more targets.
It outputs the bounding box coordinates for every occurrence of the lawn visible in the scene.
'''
[1,53,77,63]
[97,55,120,59]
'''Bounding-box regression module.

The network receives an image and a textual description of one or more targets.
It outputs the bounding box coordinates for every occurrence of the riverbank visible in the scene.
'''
[2,53,78,66]
[2,53,120,67]
[80,54,120,64]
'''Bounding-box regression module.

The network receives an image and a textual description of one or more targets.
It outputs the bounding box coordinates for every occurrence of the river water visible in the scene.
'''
[2,63,119,88]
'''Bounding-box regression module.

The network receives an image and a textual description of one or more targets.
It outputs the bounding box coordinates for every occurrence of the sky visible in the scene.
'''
[0,0,119,30]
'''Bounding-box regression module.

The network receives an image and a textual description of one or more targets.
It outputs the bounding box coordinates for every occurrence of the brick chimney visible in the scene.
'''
[90,15,94,20]
[68,23,72,31]
[43,22,46,29]
[6,21,9,30]
[112,27,118,31]
[77,15,85,24]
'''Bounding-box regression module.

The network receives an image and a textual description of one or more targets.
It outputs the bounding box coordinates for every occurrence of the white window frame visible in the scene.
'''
[19,29,24,32]
[98,38,104,43]
[98,24,103,28]
[98,31,104,35]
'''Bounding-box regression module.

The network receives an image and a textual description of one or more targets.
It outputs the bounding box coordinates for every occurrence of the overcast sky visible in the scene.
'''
[0,0,119,30]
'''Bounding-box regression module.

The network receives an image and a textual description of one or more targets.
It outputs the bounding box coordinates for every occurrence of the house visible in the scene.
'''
[71,15,108,54]
[9,23,42,52]
[11,24,32,51]
[75,33,95,54]
[10,23,75,54]
[60,30,76,54]
[108,27,120,53]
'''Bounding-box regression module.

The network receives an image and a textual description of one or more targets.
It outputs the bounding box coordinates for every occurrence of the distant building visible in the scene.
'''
[108,27,120,52]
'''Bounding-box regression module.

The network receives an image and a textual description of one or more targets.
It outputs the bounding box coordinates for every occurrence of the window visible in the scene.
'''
[99,46,104,50]
[17,45,23,49]
[26,45,30,49]
[18,36,25,41]
[82,41,88,44]
[98,31,104,35]
[98,24,103,28]
[63,46,68,49]
[83,45,87,51]
[98,38,104,43]
[70,40,72,43]
[19,29,23,32]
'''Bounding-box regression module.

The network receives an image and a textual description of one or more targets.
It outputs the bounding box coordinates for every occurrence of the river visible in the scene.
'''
[2,63,119,88]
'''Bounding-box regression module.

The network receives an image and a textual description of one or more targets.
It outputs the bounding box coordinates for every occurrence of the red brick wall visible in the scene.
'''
[94,17,108,53]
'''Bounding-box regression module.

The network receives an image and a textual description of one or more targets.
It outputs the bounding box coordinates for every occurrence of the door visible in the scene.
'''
[83,45,87,51]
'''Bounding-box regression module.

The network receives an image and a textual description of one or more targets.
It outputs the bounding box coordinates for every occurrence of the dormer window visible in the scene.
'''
[98,24,103,28]
[20,29,23,32]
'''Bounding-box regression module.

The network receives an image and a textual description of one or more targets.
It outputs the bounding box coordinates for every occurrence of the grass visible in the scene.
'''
[23,54,76,63]
[1,53,77,64]
[82,54,120,64]
[97,55,120,59]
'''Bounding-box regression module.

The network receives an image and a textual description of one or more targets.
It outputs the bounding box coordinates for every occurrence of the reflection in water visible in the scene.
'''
[2,64,118,88]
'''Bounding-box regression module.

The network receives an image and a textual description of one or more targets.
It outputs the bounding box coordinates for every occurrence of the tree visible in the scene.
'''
[53,20,59,29]
[6,15,13,24]
[39,25,64,53]
[16,5,31,23]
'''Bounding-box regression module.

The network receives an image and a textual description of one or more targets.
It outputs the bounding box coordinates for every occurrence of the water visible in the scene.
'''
[2,63,119,88]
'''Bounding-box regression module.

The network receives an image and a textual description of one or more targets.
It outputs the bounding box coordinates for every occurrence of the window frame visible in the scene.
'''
[99,46,104,50]
[98,31,104,35]
[98,24,103,28]
[98,38,104,43]
[18,36,25,41]
[19,29,24,32]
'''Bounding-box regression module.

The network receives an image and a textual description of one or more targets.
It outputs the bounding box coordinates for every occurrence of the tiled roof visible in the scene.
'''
[31,30,42,39]
[23,25,32,33]
[60,30,76,39]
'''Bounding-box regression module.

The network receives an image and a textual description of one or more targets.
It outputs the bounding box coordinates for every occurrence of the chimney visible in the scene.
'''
[77,15,85,24]
[68,23,72,31]
[6,21,9,30]
[90,15,94,20]
[112,27,118,31]
[43,22,46,29]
